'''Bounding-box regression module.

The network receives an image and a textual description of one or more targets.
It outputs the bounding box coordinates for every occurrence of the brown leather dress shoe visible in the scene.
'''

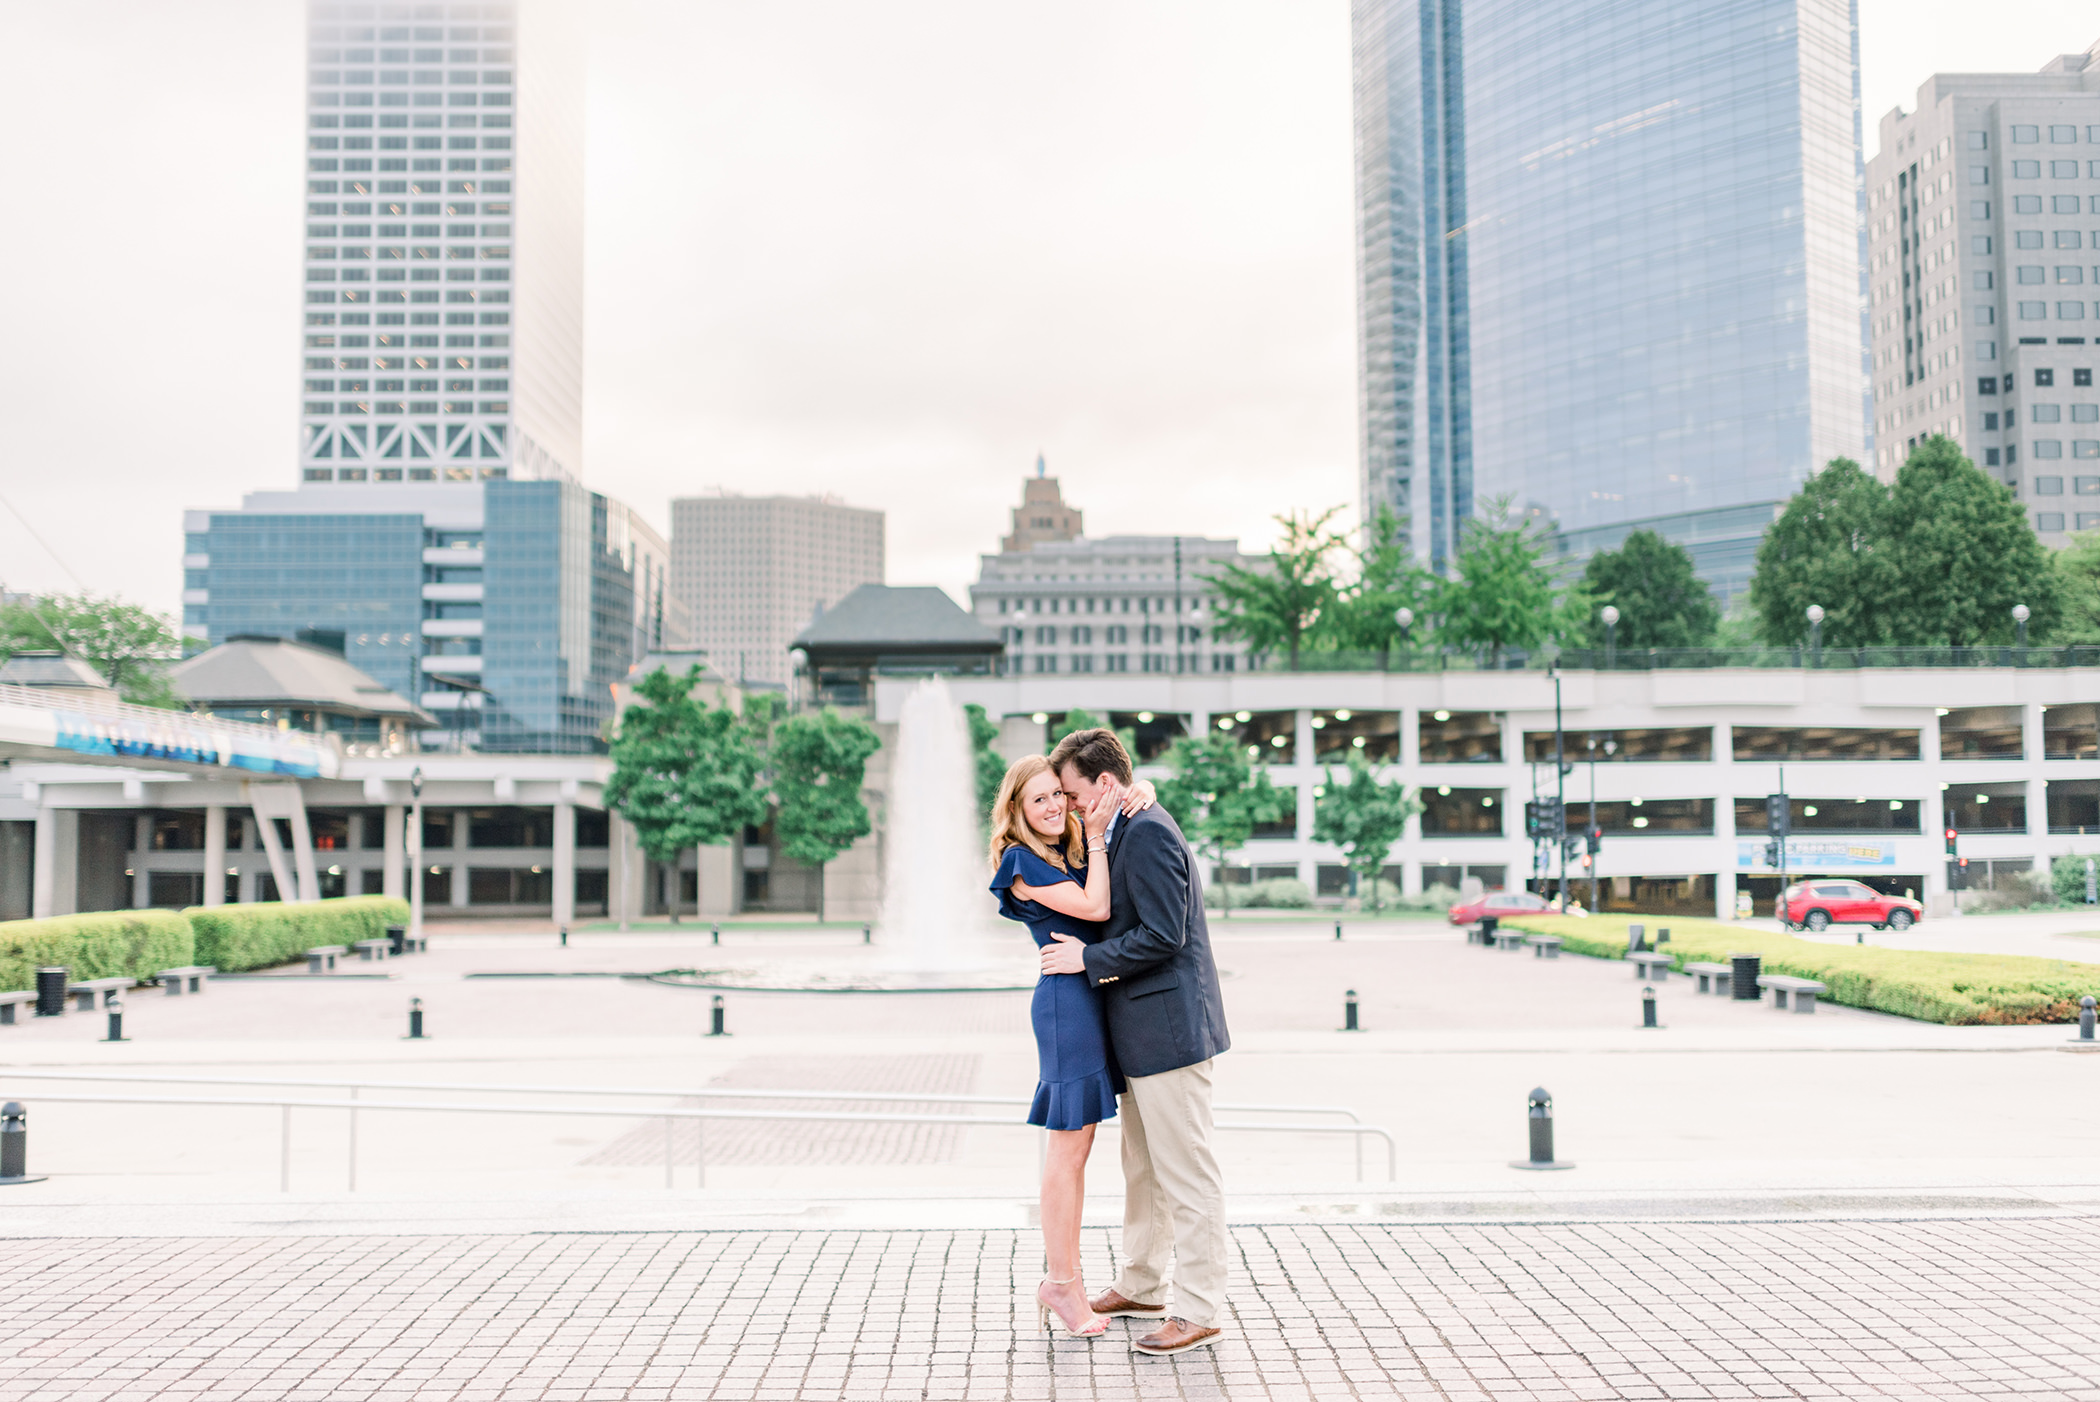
[1133,1317,1223,1355]
[1088,1287,1166,1319]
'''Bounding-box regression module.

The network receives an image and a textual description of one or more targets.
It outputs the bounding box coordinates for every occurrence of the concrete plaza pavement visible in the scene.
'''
[3,917,2098,1399]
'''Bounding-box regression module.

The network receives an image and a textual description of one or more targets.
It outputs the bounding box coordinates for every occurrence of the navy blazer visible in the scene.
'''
[1079,804,1230,1079]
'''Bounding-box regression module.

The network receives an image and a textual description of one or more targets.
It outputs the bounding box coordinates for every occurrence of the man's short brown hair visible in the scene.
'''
[1048,727,1133,784]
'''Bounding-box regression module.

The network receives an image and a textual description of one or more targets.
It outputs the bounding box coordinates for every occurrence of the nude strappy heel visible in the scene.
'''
[1037,1275,1107,1337]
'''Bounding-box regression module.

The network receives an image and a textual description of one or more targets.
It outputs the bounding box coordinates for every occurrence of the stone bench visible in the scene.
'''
[0,990,39,1025]
[159,966,214,996]
[1758,974,1829,1013]
[1630,952,1676,982]
[1684,961,1733,996]
[1527,935,1564,959]
[307,945,347,974]
[1492,930,1528,952]
[68,976,134,1012]
[351,939,390,962]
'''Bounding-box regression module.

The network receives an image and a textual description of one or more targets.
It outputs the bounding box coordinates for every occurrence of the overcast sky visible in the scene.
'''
[0,1,2095,624]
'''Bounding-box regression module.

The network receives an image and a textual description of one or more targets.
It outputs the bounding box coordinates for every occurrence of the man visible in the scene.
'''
[1039,727,1230,1355]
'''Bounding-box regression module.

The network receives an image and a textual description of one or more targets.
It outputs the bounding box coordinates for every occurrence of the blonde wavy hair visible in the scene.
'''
[989,753,1086,872]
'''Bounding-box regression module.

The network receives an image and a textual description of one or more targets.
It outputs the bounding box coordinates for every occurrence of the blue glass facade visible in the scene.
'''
[1353,0,1867,595]
[186,481,638,754]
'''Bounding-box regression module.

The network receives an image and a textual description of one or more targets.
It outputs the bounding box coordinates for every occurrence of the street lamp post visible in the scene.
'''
[408,767,424,951]
[1599,605,1620,669]
[2013,603,2031,651]
[1805,604,1825,666]
[1393,607,1415,672]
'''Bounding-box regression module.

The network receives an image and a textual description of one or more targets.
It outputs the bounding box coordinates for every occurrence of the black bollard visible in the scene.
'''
[1335,921,1343,941]
[1510,1087,1573,1170]
[560,925,568,948]
[1856,929,1864,944]
[1730,953,1763,1001]
[0,1102,44,1184]
[1641,986,1658,1029]
[387,923,406,956]
[1343,989,1359,1032]
[711,924,720,946]
[863,924,871,945]
[708,995,727,1037]
[105,998,128,1043]
[2079,995,2096,1042]
[407,997,425,1040]
[35,967,66,1018]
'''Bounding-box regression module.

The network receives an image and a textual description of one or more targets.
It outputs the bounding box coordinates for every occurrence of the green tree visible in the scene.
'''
[964,703,1007,816]
[1579,529,1719,648]
[1311,750,1420,911]
[1882,436,2058,645]
[0,592,187,707]
[2052,531,2100,643]
[770,708,882,866]
[1437,497,1560,665]
[604,666,768,922]
[1748,457,1892,645]
[1206,506,1345,670]
[1330,504,1441,666]
[1154,734,1292,917]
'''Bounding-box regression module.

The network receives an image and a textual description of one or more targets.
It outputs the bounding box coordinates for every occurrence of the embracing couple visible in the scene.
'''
[987,727,1229,1355]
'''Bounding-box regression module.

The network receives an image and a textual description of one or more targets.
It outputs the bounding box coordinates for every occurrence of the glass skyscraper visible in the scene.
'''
[182,1,680,752]
[1352,0,1868,595]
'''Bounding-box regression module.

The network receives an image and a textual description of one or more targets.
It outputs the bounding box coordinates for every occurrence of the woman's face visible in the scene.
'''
[1018,770,1068,839]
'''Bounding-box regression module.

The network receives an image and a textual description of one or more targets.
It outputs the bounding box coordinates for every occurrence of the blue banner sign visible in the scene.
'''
[1737,839,1896,870]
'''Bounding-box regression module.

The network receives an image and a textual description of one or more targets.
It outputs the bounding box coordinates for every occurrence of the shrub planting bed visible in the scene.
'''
[1499,914,2100,1025]
[184,896,410,972]
[0,910,195,993]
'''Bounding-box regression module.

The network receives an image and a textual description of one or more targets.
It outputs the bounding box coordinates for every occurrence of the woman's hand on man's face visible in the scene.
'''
[1081,784,1120,840]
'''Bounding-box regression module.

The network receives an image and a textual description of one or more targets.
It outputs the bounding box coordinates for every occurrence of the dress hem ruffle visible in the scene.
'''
[1027,1068,1123,1130]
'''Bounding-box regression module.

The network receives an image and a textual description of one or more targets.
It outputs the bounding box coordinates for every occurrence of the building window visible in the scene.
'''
[2020,302,2047,319]
[1968,131,1988,149]
[1070,655,1094,674]
[1105,654,1128,672]
[2036,440,2065,458]
[1033,655,1057,674]
[2078,369,2094,387]
[2079,475,2100,491]
[2082,513,2100,530]
[2055,202,2083,220]
[2016,231,2044,249]
[1140,624,1164,645]
[2060,267,2088,284]
[1105,624,1128,645]
[2052,160,2079,178]
[2036,405,2064,422]
[1211,653,1235,673]
[1071,625,1092,645]
[2012,125,2039,143]
[2037,476,2065,495]
[1979,376,1999,395]
[2052,125,2078,143]
[1970,164,1990,184]
[2038,512,2067,532]
[304,468,334,481]
[2038,369,2057,387]
[1141,654,1167,673]
[2061,303,2088,320]
[1034,625,1056,645]
[2014,196,2043,214]
[2017,266,2044,284]
[1986,448,2002,466]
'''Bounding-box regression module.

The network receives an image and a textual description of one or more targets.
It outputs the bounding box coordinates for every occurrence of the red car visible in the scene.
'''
[1779,880,1921,932]
[1447,889,1555,925]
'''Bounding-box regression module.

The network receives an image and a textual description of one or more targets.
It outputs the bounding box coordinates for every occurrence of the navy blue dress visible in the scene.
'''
[991,845,1124,1129]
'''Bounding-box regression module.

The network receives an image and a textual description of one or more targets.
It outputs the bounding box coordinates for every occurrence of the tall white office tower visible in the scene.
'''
[299,0,582,484]
[670,496,887,688]
[1868,39,2100,545]
[1351,0,1866,595]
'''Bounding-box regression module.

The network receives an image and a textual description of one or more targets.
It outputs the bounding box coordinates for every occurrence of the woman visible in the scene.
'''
[988,754,1150,1339]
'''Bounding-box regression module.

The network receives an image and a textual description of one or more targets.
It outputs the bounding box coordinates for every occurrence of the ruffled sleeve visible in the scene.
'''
[990,845,1073,922]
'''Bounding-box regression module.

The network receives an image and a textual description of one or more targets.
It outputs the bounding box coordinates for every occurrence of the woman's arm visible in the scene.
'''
[1009,787,1118,922]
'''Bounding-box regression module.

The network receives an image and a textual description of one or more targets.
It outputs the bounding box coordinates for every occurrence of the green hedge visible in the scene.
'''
[183,895,411,973]
[1500,913,2100,1025]
[0,910,195,993]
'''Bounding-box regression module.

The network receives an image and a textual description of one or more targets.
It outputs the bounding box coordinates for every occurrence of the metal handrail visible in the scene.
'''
[0,1069,1361,1124]
[3,1088,1398,1191]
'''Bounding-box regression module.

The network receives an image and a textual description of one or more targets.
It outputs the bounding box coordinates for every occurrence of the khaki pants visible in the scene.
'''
[1112,1058,1228,1328]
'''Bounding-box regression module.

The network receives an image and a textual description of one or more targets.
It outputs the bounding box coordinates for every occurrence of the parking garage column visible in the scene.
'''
[2025,704,2047,868]
[1294,708,1317,888]
[203,806,227,907]
[133,814,152,909]
[552,800,576,929]
[382,803,405,900]
[450,810,469,907]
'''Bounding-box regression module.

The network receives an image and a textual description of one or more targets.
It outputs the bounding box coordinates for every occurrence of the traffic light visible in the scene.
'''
[1524,800,1545,840]
[1525,800,1566,840]
[1944,826,1959,857]
[1562,834,1583,861]
[1763,839,1780,868]
[1766,792,1791,839]
[1585,825,1603,856]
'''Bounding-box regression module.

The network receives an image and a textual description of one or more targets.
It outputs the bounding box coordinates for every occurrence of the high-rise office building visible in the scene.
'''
[1867,40,2100,543]
[1351,0,1867,594]
[182,0,682,753]
[670,496,886,688]
[298,0,581,484]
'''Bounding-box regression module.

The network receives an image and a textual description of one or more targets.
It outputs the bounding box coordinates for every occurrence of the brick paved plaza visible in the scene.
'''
[6,1218,2099,1401]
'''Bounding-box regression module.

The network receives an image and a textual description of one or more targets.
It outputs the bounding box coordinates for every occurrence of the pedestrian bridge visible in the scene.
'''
[0,684,337,780]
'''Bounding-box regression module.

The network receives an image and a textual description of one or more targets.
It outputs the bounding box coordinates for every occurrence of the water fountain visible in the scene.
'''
[652,677,1032,993]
